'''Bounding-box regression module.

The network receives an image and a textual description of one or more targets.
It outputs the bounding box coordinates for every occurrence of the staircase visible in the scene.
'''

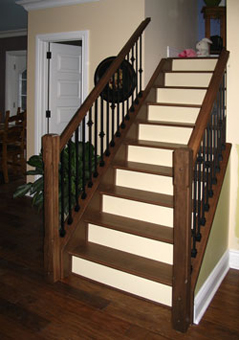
[42,19,230,333]
[68,57,218,308]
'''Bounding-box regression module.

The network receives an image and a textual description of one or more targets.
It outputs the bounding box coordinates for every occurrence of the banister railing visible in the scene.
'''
[43,18,151,282]
[60,18,151,149]
[173,49,229,332]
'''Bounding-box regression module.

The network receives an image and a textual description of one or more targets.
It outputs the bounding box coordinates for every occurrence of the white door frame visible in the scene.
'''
[35,30,89,154]
[5,50,27,114]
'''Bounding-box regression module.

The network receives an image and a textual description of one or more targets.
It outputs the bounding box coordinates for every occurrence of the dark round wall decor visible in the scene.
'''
[94,56,136,102]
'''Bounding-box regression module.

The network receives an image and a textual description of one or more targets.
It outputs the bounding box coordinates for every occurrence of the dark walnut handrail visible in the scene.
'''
[188,49,229,161]
[60,17,151,150]
[173,49,230,332]
[43,18,151,283]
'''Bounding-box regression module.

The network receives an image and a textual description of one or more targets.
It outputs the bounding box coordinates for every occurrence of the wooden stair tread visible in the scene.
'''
[136,119,195,128]
[84,211,173,244]
[163,70,213,74]
[99,184,174,208]
[125,138,187,150]
[156,86,208,90]
[113,160,173,177]
[71,243,173,286]
[146,102,201,108]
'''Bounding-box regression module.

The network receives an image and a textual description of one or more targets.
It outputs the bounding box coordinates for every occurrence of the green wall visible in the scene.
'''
[195,160,230,295]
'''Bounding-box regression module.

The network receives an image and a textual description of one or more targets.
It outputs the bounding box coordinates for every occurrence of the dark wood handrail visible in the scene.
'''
[188,49,229,163]
[60,17,151,150]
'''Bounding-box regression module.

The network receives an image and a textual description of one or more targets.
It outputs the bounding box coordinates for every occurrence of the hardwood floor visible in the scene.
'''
[0,177,238,339]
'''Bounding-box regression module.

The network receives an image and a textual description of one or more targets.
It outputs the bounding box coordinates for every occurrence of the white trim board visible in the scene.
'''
[16,0,99,11]
[229,249,239,270]
[34,30,89,154]
[194,249,239,325]
[0,29,27,38]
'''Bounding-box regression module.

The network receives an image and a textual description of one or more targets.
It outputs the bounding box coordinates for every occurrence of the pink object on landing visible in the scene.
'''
[178,49,197,58]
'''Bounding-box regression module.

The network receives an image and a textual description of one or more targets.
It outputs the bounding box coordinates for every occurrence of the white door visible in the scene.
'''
[5,51,27,115]
[48,42,82,135]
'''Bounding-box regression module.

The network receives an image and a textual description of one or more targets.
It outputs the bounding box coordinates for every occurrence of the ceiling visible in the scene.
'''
[0,0,27,32]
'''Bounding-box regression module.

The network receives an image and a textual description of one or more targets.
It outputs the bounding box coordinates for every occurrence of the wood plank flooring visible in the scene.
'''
[0,177,238,339]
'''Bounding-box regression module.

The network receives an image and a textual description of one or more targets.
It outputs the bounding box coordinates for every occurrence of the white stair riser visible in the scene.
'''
[165,72,212,88]
[88,224,173,264]
[128,145,173,167]
[116,169,173,195]
[148,105,199,124]
[72,257,172,306]
[172,59,217,71]
[139,124,193,144]
[157,88,206,105]
[102,195,173,227]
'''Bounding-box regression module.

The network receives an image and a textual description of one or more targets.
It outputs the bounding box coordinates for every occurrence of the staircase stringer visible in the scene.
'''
[60,58,172,279]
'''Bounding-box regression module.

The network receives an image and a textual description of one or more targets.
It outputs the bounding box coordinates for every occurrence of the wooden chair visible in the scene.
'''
[0,110,26,183]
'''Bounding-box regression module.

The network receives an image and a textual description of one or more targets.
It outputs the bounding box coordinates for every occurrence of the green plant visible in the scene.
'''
[14,141,96,214]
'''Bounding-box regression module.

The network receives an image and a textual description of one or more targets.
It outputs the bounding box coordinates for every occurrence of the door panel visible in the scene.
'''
[49,42,82,134]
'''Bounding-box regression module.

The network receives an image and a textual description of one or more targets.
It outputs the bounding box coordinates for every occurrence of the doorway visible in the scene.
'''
[35,30,89,154]
[5,50,27,115]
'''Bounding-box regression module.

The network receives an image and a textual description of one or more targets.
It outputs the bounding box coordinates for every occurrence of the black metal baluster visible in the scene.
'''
[99,97,105,166]
[110,74,116,147]
[88,107,93,187]
[139,35,143,97]
[60,149,66,237]
[218,83,223,162]
[205,123,211,210]
[74,127,80,212]
[125,53,130,120]
[94,100,98,177]
[67,140,73,225]
[135,39,139,103]
[121,78,126,129]
[197,147,203,242]
[130,45,135,112]
[105,87,110,156]
[212,101,218,184]
[116,68,121,137]
[81,117,87,199]
[208,115,214,197]
[201,133,207,226]
[215,91,221,173]
[222,74,226,149]
[191,164,197,258]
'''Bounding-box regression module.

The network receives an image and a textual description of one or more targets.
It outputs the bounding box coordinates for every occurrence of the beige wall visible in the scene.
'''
[27,0,145,159]
[26,0,198,159]
[195,163,230,294]
[227,0,239,251]
[145,0,198,84]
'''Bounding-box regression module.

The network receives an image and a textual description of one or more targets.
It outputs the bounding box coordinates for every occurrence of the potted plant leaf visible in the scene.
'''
[14,141,97,216]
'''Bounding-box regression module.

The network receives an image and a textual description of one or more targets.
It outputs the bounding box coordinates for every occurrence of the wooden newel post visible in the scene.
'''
[42,134,60,283]
[172,148,193,332]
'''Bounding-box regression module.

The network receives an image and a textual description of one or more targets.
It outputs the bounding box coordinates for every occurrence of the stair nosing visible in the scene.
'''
[136,120,195,129]
[71,243,173,286]
[99,184,174,208]
[146,102,202,108]
[163,70,214,74]
[156,86,208,90]
[125,138,187,150]
[113,160,173,177]
[85,211,174,244]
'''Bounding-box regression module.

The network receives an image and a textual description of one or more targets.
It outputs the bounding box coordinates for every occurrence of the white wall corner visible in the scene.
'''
[229,249,239,270]
[16,0,99,11]
[193,250,230,325]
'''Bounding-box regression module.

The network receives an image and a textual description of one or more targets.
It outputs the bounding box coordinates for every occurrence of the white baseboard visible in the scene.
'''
[229,249,239,269]
[193,250,230,325]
